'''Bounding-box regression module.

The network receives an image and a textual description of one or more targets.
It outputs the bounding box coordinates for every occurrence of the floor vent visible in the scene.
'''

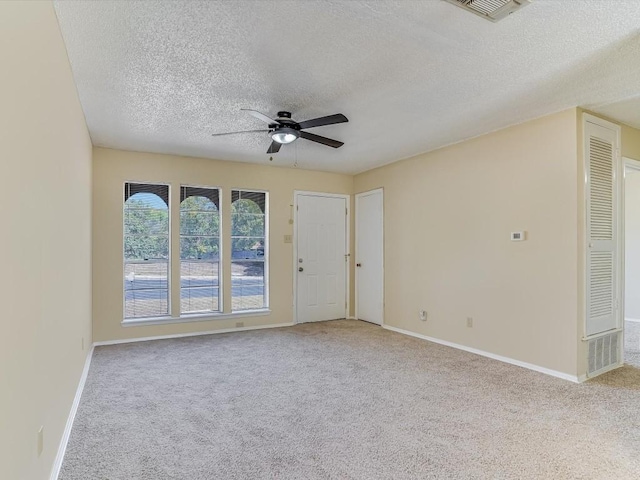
[444,0,531,22]
[587,331,620,377]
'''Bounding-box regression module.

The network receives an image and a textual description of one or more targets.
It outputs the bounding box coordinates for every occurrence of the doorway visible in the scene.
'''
[355,188,384,325]
[624,158,640,367]
[294,192,349,323]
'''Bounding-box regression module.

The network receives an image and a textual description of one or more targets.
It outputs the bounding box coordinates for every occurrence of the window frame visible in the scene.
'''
[120,183,272,326]
[230,188,269,312]
[122,181,172,320]
[179,184,223,315]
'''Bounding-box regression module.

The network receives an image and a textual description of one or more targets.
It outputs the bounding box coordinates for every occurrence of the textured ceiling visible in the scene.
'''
[53,0,640,174]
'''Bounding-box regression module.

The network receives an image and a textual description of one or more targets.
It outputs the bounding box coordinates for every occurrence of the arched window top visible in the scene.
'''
[231,198,263,214]
[125,192,168,210]
[181,186,219,210]
[125,182,168,207]
[180,195,218,212]
[231,190,265,213]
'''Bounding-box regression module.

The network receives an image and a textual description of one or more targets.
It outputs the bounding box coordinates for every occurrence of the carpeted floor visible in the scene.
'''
[60,320,640,480]
[625,320,640,368]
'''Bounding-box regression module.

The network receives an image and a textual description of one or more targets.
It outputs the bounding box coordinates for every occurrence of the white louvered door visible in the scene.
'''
[585,119,620,337]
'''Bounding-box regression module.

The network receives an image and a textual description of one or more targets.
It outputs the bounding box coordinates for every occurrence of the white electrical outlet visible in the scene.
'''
[511,231,526,241]
[467,317,473,328]
[419,310,427,321]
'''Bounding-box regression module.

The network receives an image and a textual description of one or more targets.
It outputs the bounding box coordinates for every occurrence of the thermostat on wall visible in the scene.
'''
[511,231,526,241]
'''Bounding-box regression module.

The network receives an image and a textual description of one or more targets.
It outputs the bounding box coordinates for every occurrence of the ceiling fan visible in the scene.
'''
[212,109,348,154]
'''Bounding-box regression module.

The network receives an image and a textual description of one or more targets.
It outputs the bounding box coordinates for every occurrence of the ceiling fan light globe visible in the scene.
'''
[271,128,299,144]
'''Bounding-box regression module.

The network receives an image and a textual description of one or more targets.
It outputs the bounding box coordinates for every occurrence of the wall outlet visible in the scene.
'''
[284,234,292,244]
[37,426,44,456]
[467,317,473,328]
[235,321,244,328]
[419,310,427,321]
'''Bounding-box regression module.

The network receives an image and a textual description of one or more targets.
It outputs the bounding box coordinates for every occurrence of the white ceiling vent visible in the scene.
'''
[444,0,531,22]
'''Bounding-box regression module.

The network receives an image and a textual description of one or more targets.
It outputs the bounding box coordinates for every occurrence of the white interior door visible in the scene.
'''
[585,117,620,337]
[296,194,347,323]
[356,189,384,325]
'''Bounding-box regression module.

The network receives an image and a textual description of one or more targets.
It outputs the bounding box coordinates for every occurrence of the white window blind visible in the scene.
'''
[180,186,221,313]
[231,190,268,311]
[124,182,170,318]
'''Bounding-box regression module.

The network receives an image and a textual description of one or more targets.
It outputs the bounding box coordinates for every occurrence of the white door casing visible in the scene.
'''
[295,193,348,323]
[584,115,621,337]
[356,189,384,325]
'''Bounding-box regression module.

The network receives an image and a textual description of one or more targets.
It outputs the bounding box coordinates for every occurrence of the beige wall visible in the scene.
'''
[622,124,640,161]
[93,148,353,342]
[623,126,640,319]
[624,170,640,319]
[0,2,93,479]
[354,109,580,376]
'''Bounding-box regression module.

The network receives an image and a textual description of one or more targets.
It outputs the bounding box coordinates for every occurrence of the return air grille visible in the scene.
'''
[587,331,620,377]
[444,0,531,22]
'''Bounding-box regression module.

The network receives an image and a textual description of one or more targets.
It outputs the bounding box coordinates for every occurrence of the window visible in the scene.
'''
[124,183,169,318]
[231,190,268,311]
[180,186,221,314]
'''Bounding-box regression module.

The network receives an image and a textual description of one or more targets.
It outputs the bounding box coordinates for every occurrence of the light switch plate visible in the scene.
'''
[284,235,292,244]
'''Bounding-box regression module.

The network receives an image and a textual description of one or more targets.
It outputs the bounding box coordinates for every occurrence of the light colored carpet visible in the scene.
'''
[60,320,640,480]
[625,320,640,368]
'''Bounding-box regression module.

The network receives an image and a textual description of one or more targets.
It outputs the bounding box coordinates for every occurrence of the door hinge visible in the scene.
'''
[345,208,348,215]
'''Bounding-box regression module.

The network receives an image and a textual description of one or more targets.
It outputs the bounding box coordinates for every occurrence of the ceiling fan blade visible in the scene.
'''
[241,109,280,125]
[297,113,348,130]
[211,129,269,137]
[299,131,344,148]
[267,141,282,154]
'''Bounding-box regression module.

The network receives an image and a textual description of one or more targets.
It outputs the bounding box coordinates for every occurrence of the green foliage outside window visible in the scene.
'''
[180,196,220,260]
[231,199,265,253]
[124,195,265,261]
[124,197,169,261]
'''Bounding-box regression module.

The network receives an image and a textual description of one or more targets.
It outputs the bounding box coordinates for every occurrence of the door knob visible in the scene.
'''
[356,263,362,267]
[299,267,304,272]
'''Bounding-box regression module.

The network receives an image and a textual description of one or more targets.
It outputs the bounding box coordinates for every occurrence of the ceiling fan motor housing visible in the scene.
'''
[271,111,299,131]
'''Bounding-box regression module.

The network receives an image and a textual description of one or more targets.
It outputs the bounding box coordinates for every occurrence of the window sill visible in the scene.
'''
[121,309,271,327]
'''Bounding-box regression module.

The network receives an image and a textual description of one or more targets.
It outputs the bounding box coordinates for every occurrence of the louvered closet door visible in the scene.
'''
[585,120,619,337]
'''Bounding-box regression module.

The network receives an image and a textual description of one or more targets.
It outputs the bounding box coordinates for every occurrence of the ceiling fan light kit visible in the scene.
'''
[271,127,299,144]
[212,109,348,154]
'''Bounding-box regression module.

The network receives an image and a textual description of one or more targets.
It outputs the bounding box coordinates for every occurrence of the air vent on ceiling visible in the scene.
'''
[444,0,531,22]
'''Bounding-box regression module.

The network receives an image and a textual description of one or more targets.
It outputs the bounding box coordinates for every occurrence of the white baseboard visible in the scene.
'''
[50,346,94,480]
[625,317,640,323]
[383,325,580,383]
[93,322,295,346]
[346,316,358,320]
